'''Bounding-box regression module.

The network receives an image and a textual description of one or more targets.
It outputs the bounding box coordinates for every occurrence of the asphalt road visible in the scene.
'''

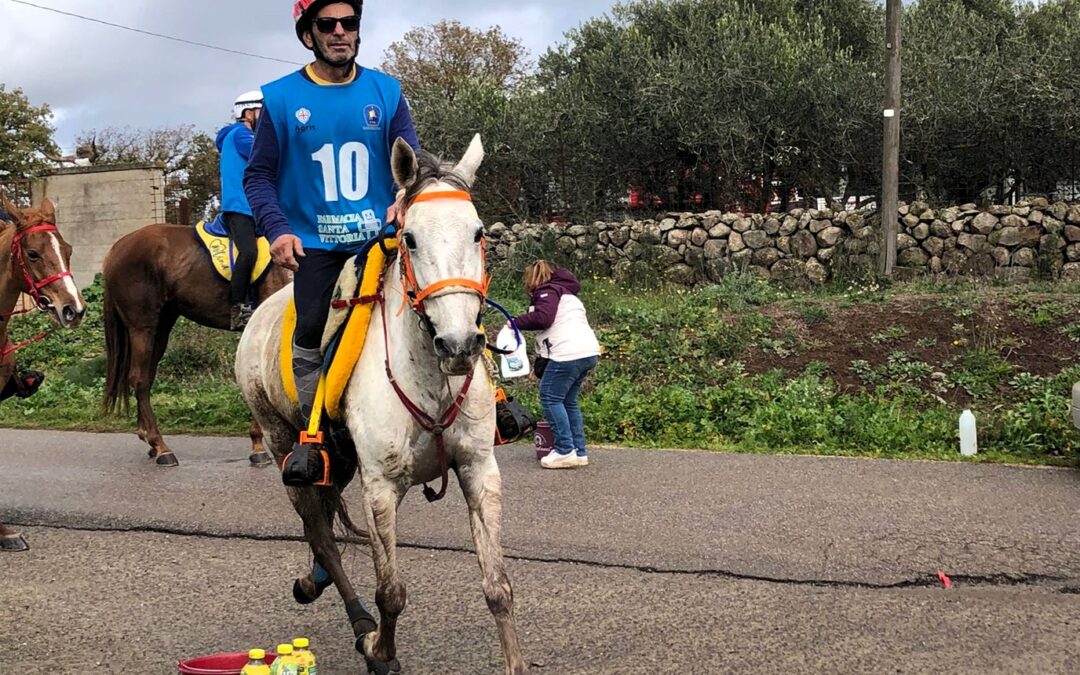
[1,429,1077,674]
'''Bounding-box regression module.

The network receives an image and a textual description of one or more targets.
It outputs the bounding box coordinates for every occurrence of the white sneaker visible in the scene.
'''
[541,449,587,469]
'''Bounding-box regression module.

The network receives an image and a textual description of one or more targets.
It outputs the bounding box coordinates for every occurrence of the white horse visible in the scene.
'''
[235,135,528,674]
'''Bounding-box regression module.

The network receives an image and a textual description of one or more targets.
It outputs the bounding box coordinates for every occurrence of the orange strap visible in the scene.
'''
[397,191,488,314]
[406,190,472,206]
[412,277,488,305]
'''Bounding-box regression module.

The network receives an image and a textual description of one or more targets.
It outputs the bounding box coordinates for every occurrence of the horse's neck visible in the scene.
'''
[0,231,19,341]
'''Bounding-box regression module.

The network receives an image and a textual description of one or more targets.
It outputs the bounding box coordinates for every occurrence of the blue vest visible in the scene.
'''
[218,123,254,216]
[261,68,402,252]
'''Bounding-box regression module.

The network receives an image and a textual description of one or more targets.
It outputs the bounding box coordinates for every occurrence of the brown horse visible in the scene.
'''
[102,223,290,467]
[1,193,87,552]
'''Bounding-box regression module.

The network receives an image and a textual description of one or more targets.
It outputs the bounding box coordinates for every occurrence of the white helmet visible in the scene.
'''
[233,90,264,121]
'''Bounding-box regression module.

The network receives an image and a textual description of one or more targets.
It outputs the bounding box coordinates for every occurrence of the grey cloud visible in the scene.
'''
[0,0,617,150]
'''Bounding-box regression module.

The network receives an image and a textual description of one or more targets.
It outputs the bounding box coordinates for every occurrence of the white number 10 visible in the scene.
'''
[312,142,370,202]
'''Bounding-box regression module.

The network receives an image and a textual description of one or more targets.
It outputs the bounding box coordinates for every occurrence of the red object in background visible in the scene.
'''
[937,570,953,589]
[178,652,277,675]
[627,188,664,209]
[534,420,554,461]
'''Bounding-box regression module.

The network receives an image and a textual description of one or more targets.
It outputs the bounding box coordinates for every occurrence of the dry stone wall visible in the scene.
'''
[487,198,1080,285]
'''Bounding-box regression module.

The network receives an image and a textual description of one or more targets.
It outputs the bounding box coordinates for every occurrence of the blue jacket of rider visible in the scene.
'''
[216,122,256,217]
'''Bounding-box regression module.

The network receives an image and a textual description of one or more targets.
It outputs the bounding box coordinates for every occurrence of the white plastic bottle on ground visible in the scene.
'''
[959,409,977,457]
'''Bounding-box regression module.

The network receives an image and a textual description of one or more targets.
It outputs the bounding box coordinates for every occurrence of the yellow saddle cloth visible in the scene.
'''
[195,220,273,283]
[281,243,390,422]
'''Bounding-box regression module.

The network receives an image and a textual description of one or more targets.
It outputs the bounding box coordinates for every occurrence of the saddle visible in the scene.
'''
[280,240,389,422]
[195,216,273,284]
[277,240,391,488]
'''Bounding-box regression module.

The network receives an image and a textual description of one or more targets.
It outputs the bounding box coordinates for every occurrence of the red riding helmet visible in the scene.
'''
[293,0,363,40]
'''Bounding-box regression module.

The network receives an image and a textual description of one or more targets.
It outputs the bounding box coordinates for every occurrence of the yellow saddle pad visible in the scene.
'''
[195,220,273,283]
[281,243,389,421]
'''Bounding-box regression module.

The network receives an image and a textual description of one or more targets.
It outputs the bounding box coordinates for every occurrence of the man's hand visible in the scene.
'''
[386,201,401,227]
[271,234,305,272]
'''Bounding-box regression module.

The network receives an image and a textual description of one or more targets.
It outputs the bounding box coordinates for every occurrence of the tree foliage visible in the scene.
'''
[388,0,1080,221]
[0,85,59,180]
[382,20,531,101]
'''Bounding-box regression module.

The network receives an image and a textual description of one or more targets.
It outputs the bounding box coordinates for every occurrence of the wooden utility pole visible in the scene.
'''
[879,0,902,279]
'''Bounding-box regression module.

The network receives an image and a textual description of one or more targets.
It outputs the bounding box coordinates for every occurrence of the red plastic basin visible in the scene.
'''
[177,652,277,675]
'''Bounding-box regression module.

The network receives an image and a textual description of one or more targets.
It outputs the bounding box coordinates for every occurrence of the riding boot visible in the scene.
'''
[230,303,254,331]
[281,343,330,487]
[0,369,44,402]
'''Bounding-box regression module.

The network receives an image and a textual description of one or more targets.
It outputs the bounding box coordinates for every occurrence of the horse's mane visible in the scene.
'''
[402,150,471,205]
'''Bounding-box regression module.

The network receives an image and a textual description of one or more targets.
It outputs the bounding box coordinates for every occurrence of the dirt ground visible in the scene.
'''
[741,293,1080,405]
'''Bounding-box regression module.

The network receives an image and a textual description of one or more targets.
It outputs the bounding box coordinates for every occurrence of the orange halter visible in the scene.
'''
[397,190,490,316]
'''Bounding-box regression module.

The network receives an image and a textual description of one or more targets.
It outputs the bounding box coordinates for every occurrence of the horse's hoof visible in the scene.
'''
[155,453,179,467]
[292,578,326,605]
[249,452,273,467]
[361,651,401,675]
[0,534,29,552]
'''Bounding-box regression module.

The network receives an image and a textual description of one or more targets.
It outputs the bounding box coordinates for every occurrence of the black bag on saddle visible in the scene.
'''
[495,388,537,445]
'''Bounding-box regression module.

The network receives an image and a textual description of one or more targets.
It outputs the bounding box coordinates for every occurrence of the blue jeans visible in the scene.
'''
[539,355,598,456]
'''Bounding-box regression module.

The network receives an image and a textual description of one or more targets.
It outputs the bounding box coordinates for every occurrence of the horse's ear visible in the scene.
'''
[452,134,484,188]
[391,138,418,189]
[1,190,23,226]
[39,197,57,223]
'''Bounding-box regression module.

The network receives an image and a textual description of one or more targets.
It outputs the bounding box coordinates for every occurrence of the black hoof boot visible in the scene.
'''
[249,451,273,467]
[0,534,29,552]
[155,452,179,467]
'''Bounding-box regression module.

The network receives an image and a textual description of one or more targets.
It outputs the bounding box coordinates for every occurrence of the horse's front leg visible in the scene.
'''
[290,487,379,638]
[0,521,28,552]
[456,452,528,675]
[357,475,405,673]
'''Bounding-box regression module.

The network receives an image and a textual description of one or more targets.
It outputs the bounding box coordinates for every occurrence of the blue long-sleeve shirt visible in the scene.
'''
[215,122,255,216]
[244,66,421,245]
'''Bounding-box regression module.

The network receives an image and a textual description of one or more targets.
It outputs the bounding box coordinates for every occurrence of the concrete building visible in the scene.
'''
[32,163,166,289]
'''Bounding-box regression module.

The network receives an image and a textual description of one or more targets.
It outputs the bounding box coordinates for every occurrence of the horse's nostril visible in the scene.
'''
[62,306,76,323]
[433,337,450,355]
[471,333,485,353]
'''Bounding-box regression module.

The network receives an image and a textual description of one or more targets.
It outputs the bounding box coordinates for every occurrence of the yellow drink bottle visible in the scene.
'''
[291,637,317,675]
[269,644,299,675]
[240,649,271,675]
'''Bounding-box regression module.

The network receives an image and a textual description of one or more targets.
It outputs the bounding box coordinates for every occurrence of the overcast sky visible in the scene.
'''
[0,0,618,152]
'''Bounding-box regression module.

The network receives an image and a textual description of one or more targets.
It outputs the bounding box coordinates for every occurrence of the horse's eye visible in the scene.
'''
[26,250,41,262]
[474,227,484,243]
[403,232,417,250]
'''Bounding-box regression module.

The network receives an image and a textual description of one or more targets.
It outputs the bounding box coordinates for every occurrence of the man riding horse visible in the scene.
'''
[216,90,265,331]
[244,0,419,486]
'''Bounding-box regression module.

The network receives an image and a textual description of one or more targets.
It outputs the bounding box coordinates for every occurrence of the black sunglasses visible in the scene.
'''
[313,15,360,34]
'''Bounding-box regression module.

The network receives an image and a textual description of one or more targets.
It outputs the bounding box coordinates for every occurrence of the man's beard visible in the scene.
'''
[313,37,359,68]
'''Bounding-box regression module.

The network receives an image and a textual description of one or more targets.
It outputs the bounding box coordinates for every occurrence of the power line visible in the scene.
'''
[7,0,304,66]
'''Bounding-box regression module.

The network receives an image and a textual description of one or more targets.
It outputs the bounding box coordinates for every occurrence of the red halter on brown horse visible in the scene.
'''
[101,222,290,466]
[1,192,87,552]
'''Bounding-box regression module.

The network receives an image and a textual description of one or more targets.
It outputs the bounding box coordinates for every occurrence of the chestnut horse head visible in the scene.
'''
[1,192,86,328]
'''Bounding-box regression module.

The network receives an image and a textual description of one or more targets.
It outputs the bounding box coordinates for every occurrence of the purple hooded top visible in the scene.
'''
[514,267,582,331]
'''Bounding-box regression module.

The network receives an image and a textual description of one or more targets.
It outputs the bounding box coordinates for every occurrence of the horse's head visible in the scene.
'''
[392,134,488,376]
[1,192,86,328]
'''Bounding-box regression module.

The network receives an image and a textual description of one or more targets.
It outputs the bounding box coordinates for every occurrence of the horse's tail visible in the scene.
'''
[102,284,131,414]
[335,496,370,545]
